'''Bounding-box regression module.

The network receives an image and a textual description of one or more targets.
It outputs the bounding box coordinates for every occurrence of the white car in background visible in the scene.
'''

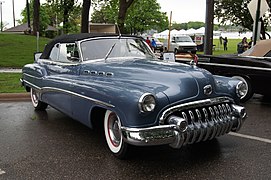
[164,35,197,54]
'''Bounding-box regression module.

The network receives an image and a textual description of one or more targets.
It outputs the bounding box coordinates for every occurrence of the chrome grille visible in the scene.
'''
[160,97,236,146]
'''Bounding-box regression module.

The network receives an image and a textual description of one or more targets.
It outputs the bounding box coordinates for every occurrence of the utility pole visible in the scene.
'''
[253,0,261,45]
[204,0,214,55]
[0,1,4,32]
[26,0,31,34]
[12,0,15,27]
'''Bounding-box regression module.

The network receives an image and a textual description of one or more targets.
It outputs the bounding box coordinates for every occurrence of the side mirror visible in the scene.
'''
[34,52,42,62]
[163,52,175,61]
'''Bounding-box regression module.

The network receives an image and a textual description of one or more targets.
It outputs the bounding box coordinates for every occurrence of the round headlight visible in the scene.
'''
[236,81,247,98]
[138,93,156,112]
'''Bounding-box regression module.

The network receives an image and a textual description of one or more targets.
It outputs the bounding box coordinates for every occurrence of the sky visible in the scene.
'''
[1,0,206,29]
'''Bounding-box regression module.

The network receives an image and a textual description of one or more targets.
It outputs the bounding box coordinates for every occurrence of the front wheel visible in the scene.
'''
[104,110,128,159]
[30,88,48,110]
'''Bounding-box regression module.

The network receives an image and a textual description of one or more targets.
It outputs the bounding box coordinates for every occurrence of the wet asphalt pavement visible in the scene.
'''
[0,95,270,179]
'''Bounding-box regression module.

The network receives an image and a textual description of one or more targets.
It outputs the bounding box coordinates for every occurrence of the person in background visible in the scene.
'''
[237,37,249,54]
[151,38,157,52]
[146,37,151,47]
[248,37,253,49]
[223,37,228,51]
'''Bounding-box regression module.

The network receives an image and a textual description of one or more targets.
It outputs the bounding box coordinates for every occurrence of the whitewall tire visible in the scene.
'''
[30,88,48,110]
[104,110,128,158]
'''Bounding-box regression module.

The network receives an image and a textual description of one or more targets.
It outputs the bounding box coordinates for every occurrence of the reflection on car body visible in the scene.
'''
[21,33,247,159]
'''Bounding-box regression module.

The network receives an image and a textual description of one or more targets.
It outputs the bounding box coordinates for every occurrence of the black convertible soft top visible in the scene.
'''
[40,33,142,59]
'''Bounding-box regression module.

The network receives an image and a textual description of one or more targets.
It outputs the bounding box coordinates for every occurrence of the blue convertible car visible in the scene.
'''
[21,33,247,158]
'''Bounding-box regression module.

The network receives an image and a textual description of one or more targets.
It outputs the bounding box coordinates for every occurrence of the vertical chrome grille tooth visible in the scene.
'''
[189,110,195,123]
[202,108,208,120]
[182,112,188,122]
[209,107,215,118]
[222,104,227,114]
[214,106,219,116]
[195,109,202,122]
[226,103,231,113]
[218,105,223,115]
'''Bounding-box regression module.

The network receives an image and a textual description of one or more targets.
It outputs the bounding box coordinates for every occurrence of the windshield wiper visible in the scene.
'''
[129,43,145,54]
[104,43,116,62]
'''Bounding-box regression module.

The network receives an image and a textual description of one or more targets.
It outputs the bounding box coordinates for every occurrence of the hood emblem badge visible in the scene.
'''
[204,85,212,96]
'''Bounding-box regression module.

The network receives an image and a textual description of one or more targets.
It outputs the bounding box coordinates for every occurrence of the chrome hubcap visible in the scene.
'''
[108,114,121,147]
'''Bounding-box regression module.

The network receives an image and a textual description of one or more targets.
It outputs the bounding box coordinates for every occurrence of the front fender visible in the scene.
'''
[22,64,48,89]
[78,79,170,128]
[213,75,240,102]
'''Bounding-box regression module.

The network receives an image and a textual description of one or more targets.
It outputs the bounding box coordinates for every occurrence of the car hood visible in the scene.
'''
[80,59,215,103]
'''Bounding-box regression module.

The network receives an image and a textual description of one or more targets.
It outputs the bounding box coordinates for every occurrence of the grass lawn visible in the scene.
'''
[0,73,25,93]
[212,39,241,55]
[0,33,50,68]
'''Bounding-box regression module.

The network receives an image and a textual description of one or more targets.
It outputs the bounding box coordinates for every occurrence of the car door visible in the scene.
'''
[40,43,80,116]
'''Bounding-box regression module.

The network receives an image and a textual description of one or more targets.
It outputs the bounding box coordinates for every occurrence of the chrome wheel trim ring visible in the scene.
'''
[233,76,249,100]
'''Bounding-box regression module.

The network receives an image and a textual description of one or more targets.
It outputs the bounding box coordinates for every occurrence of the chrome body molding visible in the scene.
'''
[121,103,246,148]
[199,62,271,72]
[22,79,115,108]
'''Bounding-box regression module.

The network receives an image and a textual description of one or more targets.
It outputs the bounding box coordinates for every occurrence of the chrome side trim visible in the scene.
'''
[22,79,115,108]
[38,59,79,66]
[23,73,44,80]
[22,79,42,90]
[199,62,271,72]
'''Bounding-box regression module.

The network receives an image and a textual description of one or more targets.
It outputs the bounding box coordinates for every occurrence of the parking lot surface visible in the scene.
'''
[0,95,270,179]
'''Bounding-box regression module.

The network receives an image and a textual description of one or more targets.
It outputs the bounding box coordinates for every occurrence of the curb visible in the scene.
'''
[0,93,30,102]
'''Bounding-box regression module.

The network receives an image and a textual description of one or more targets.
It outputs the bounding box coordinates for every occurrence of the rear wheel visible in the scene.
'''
[104,110,128,159]
[30,88,48,110]
[233,76,253,102]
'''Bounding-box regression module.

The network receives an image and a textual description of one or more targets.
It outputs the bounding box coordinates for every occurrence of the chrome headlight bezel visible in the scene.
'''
[236,80,245,98]
[138,93,156,113]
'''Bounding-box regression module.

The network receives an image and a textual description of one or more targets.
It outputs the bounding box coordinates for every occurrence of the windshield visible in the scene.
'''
[80,37,156,61]
[174,36,193,43]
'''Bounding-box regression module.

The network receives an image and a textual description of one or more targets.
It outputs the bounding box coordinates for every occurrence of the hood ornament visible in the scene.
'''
[204,85,212,96]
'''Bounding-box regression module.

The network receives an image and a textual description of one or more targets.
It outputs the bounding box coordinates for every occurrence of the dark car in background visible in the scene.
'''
[196,39,271,102]
[21,33,246,159]
[153,37,164,52]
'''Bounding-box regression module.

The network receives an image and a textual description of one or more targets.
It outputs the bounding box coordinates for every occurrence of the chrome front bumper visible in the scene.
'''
[121,104,247,148]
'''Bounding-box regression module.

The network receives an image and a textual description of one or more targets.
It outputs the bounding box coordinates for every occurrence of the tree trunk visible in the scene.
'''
[81,0,91,33]
[118,0,134,33]
[62,0,74,34]
[33,0,40,36]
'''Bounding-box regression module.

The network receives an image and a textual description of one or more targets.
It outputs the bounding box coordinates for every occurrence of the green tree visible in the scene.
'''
[214,0,271,38]
[126,0,168,34]
[21,0,82,35]
[91,0,118,23]
[21,0,50,35]
[91,0,168,34]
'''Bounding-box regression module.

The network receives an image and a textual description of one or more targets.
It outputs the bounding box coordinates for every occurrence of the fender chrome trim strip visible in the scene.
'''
[22,79,115,108]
